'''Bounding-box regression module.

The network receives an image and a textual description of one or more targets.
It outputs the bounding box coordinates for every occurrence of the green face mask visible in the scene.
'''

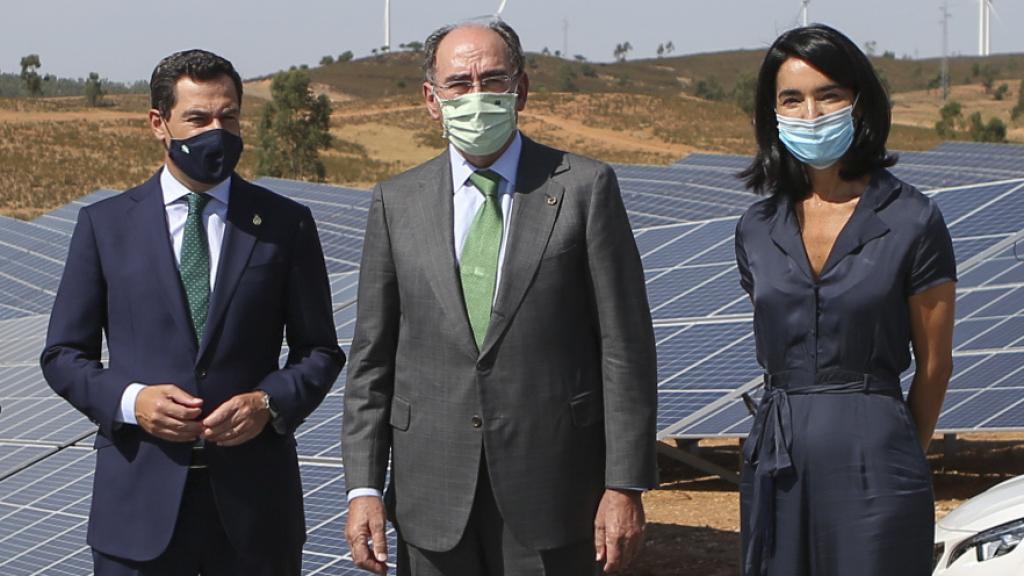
[436,91,518,156]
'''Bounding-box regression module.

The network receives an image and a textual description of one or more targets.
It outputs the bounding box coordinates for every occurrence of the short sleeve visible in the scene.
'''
[908,201,957,295]
[735,215,753,296]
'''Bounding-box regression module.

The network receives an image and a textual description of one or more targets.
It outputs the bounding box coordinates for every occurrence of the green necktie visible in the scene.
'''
[460,170,503,351]
[180,192,212,344]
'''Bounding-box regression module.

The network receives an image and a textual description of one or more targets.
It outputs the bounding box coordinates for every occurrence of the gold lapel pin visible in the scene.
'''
[252,214,262,226]
[546,195,558,206]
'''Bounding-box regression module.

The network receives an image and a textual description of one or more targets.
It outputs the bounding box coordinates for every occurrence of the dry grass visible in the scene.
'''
[0,81,991,220]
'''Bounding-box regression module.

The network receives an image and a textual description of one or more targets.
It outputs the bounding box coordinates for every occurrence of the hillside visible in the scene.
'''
[5,49,1024,219]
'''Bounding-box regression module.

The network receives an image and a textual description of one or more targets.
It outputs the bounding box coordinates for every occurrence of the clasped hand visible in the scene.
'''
[134,385,269,446]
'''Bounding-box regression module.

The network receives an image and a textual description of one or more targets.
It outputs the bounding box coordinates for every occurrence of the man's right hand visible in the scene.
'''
[346,495,389,574]
[134,385,204,442]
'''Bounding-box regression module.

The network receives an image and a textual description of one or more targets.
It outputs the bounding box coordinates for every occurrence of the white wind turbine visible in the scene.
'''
[496,0,509,17]
[978,0,1000,56]
[384,0,391,52]
[800,0,811,27]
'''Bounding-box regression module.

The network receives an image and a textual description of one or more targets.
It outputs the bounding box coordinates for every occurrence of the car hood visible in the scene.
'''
[939,475,1024,534]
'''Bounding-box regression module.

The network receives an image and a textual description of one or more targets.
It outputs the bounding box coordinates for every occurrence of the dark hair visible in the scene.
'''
[422,20,524,83]
[150,49,243,119]
[739,25,896,199]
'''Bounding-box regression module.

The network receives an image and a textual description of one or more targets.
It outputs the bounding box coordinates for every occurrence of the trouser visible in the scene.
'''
[92,469,301,576]
[396,453,602,576]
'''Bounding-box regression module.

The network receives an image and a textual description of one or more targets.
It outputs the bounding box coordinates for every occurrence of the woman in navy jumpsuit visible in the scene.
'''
[735,26,957,576]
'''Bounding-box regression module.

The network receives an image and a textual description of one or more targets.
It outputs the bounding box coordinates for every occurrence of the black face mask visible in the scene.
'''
[165,126,244,185]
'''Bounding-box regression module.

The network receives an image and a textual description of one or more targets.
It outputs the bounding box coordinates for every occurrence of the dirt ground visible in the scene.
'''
[622,433,1024,575]
[892,80,1024,141]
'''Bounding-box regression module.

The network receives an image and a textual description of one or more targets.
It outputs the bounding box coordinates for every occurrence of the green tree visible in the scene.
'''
[337,51,354,63]
[980,65,998,94]
[934,100,963,138]
[1012,80,1024,121]
[656,44,665,58]
[84,72,104,107]
[664,41,675,55]
[20,54,42,96]
[557,64,578,92]
[695,77,725,101]
[733,72,757,115]
[613,42,633,62]
[994,83,1009,101]
[968,112,1007,142]
[402,41,423,52]
[320,55,335,66]
[256,69,332,181]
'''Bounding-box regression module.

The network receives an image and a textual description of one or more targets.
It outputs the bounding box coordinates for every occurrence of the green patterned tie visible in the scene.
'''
[180,192,212,344]
[460,170,503,351]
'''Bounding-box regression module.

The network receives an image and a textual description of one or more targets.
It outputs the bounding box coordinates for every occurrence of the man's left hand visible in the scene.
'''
[594,488,645,573]
[202,391,271,446]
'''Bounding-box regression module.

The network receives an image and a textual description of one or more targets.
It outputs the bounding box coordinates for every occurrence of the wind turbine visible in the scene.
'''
[978,0,993,56]
[384,0,391,52]
[800,0,811,27]
[468,0,509,23]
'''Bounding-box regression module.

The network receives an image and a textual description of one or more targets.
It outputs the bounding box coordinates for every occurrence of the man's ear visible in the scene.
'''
[423,82,442,121]
[515,72,530,112]
[148,109,169,143]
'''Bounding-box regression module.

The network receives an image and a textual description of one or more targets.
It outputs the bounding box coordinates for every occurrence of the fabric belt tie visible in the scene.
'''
[742,370,902,576]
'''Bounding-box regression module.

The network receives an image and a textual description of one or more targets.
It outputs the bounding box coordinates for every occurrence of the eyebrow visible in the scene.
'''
[777,83,846,98]
[181,105,240,118]
[442,68,510,83]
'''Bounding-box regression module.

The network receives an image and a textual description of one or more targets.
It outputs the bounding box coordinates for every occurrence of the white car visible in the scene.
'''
[933,475,1024,574]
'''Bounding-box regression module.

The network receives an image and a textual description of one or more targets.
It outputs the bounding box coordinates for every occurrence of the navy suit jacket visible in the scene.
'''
[40,171,345,562]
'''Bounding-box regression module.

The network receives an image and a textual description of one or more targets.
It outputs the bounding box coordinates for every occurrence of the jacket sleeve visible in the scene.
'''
[257,205,345,434]
[40,207,129,438]
[342,184,399,491]
[585,164,659,490]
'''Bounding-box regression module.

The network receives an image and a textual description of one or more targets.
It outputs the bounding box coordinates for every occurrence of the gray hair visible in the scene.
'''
[422,19,524,83]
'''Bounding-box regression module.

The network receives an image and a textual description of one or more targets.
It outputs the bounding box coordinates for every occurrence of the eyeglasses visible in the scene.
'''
[434,74,516,98]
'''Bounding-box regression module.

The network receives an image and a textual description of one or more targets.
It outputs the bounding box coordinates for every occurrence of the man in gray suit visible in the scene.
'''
[342,20,658,576]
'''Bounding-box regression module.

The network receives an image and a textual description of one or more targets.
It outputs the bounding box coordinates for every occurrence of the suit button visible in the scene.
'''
[471,415,483,428]
[476,361,492,371]
[196,368,208,380]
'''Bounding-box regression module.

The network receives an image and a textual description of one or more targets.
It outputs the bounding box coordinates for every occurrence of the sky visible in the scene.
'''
[1,0,1022,83]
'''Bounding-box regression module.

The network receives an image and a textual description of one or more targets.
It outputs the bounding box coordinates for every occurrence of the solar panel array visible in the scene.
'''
[1,143,1022,573]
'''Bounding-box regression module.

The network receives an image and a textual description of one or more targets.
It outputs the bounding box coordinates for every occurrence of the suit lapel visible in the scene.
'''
[818,171,895,278]
[130,171,198,354]
[410,151,480,358]
[479,138,567,358]
[768,196,814,282]
[197,177,258,362]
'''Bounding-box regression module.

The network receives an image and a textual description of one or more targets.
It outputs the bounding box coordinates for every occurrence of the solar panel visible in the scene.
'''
[3,141,1024,572]
[0,448,391,575]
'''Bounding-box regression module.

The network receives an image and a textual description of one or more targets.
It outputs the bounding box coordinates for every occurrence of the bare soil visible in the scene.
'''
[622,433,1024,575]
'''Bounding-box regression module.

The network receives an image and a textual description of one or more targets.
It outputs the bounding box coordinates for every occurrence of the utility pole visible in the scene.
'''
[941,1,951,101]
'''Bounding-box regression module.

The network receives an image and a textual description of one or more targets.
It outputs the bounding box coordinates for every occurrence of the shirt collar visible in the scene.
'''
[160,165,231,208]
[449,131,522,194]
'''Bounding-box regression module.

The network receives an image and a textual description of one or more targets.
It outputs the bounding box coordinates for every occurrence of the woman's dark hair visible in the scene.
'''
[150,49,243,120]
[739,25,896,199]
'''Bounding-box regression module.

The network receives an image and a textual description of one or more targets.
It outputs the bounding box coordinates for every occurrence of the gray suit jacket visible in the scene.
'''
[342,135,657,552]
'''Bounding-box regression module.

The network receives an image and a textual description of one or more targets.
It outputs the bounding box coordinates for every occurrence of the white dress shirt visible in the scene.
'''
[347,134,523,502]
[116,167,231,424]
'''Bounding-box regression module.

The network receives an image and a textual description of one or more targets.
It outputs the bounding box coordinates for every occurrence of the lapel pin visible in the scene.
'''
[252,214,262,226]
[546,195,558,206]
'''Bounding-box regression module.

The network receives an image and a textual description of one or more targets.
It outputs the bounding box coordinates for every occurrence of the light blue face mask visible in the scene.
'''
[775,101,857,170]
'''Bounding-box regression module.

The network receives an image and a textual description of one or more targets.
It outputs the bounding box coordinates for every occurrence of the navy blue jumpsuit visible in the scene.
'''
[735,169,957,576]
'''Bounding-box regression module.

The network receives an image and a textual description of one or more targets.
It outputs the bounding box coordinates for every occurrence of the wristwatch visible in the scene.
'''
[261,392,286,434]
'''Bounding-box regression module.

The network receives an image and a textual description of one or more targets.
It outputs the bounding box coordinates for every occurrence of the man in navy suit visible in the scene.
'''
[40,49,344,575]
